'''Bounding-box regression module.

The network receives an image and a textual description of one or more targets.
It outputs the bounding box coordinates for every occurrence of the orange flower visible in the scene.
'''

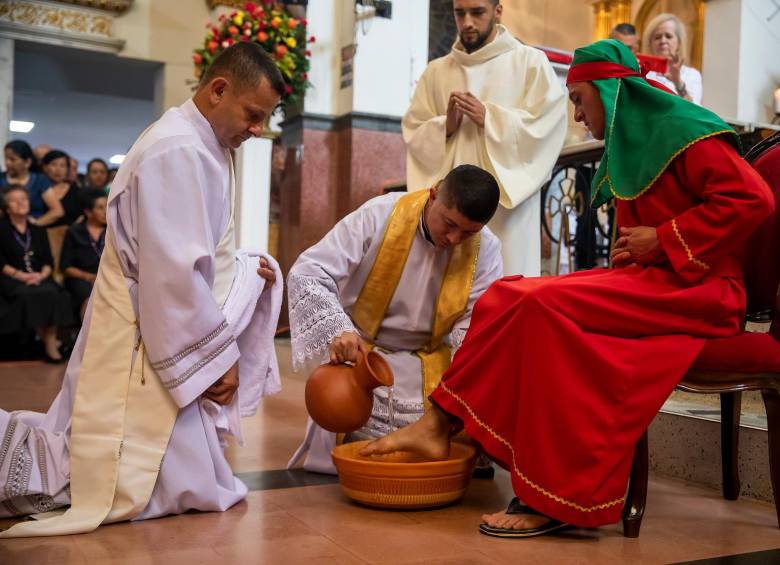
[275,44,287,57]
[288,18,298,29]
[208,40,218,52]
[193,53,203,65]
[228,25,239,35]
[256,31,268,42]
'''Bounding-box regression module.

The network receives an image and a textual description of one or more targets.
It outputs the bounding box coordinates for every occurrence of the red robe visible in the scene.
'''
[430,136,774,527]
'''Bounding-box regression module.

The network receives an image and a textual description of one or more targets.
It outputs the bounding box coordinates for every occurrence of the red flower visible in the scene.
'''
[275,44,288,57]
[256,31,268,42]
[208,40,219,53]
[302,19,308,26]
[193,53,203,65]
[305,50,311,56]
[309,36,316,43]
[303,72,308,80]
[245,1,256,12]
[284,84,293,94]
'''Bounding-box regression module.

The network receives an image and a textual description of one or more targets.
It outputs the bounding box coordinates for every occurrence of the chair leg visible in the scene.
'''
[720,392,742,500]
[761,389,780,529]
[622,431,649,538]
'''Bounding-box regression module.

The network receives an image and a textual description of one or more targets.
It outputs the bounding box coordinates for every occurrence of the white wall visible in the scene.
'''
[703,0,780,123]
[305,0,355,116]
[737,0,780,123]
[352,0,429,117]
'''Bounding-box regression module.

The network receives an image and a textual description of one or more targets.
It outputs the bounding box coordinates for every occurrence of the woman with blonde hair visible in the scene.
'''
[642,12,702,104]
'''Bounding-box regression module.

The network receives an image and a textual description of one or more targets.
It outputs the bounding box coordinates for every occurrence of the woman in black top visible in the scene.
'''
[42,150,83,227]
[61,189,106,319]
[0,185,72,362]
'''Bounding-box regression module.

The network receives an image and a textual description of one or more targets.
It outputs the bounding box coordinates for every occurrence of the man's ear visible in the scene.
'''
[430,180,443,201]
[209,77,229,105]
[495,3,503,21]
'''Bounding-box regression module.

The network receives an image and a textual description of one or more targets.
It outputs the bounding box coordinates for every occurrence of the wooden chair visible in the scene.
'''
[622,131,780,538]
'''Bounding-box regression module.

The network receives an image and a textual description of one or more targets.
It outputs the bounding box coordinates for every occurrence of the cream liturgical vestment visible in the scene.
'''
[287,192,503,474]
[0,99,283,537]
[403,25,567,276]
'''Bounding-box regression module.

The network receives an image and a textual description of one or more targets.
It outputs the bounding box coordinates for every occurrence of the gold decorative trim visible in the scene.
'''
[439,382,626,514]
[671,217,709,270]
[0,0,116,38]
[206,0,245,9]
[54,0,132,15]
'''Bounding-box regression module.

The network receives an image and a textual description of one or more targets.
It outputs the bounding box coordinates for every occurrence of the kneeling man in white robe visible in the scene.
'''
[288,165,503,474]
[0,43,285,537]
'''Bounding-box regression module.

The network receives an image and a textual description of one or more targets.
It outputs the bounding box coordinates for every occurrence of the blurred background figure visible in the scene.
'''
[60,189,106,321]
[68,156,83,188]
[85,158,109,192]
[42,150,83,228]
[609,23,638,54]
[33,143,52,171]
[1,140,62,226]
[642,13,702,105]
[0,185,72,362]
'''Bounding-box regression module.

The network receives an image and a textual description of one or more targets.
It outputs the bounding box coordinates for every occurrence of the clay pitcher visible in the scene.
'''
[305,350,394,433]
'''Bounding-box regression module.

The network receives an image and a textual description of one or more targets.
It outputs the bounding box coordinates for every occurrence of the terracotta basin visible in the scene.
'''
[331,440,477,509]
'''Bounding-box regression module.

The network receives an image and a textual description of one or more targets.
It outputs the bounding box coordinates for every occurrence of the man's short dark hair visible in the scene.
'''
[80,188,107,212]
[200,42,286,98]
[440,164,500,224]
[611,23,637,36]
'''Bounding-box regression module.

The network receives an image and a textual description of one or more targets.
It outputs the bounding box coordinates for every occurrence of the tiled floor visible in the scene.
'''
[1,340,779,564]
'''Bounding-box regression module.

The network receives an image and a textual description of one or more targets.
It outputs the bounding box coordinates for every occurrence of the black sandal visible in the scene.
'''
[479,498,572,538]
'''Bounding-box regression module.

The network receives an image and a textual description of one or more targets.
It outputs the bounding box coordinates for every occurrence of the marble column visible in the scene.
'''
[0,38,13,157]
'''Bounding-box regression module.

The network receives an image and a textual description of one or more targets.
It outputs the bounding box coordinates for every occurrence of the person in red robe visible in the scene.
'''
[360,39,775,537]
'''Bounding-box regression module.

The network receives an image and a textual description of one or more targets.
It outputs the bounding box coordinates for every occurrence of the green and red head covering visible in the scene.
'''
[566,39,738,208]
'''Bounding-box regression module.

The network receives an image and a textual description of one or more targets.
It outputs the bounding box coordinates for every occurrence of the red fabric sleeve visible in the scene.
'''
[656,136,774,283]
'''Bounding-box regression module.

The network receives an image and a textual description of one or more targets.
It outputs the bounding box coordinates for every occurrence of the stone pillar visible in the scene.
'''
[278,0,357,282]
[0,38,13,159]
[703,0,780,124]
[234,137,274,252]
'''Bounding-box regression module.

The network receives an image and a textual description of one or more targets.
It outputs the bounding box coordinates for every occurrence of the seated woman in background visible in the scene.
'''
[42,149,84,227]
[1,140,63,225]
[0,186,73,362]
[85,158,109,192]
[642,13,702,105]
[60,189,106,320]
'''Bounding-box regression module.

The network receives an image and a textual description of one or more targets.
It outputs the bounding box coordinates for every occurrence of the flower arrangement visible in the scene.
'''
[193,1,315,115]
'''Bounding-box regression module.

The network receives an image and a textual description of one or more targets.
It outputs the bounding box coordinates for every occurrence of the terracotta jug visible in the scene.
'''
[305,350,394,433]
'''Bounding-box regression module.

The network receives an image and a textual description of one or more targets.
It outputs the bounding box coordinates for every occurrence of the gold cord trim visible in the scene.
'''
[439,382,625,513]
[593,77,733,204]
[671,218,709,270]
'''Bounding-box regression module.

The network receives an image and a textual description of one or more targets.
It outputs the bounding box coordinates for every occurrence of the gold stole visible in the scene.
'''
[1,234,178,537]
[351,190,480,407]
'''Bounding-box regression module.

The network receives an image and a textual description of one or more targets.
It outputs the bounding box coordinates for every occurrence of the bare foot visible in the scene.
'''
[359,405,452,460]
[481,509,549,530]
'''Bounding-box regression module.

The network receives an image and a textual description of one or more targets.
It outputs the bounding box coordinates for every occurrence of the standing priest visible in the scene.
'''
[403,0,567,276]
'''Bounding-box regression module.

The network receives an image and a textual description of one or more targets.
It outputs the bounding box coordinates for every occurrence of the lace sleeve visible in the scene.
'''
[288,273,356,371]
[449,328,468,356]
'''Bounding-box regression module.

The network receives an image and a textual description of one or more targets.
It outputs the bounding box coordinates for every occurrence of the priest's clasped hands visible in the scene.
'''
[446,91,486,136]
[610,226,663,268]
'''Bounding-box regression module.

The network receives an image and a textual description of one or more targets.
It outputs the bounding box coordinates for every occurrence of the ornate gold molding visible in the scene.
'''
[206,0,244,9]
[0,0,124,52]
[591,0,633,40]
[53,0,133,15]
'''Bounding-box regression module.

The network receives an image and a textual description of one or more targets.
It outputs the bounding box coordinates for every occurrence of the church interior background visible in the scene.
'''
[2,0,780,562]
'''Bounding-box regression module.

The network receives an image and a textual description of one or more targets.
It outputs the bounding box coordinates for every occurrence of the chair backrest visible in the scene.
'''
[744,131,780,317]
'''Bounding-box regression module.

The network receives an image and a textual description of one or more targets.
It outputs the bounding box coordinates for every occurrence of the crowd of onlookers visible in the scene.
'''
[0,139,114,362]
